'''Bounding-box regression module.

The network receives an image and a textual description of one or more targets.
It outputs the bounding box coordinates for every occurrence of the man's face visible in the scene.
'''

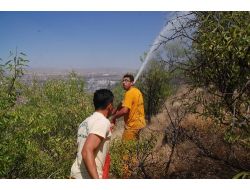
[122,77,133,90]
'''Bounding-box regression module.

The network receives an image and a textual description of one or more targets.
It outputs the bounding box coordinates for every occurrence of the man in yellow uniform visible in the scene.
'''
[111,73,146,141]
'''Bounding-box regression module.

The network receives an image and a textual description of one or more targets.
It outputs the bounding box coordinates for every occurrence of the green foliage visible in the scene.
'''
[111,82,125,108]
[233,171,250,179]
[110,135,157,178]
[161,12,250,146]
[137,59,172,122]
[187,12,250,146]
[190,12,250,94]
[0,50,29,113]
[110,139,136,178]
[0,52,93,178]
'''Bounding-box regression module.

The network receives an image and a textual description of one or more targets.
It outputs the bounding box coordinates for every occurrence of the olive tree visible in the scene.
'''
[137,59,172,123]
[160,12,250,146]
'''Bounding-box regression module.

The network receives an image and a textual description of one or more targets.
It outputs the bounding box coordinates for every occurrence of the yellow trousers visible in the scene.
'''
[122,128,141,141]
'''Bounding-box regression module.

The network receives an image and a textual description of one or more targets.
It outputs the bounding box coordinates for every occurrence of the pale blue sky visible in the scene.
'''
[0,11,171,70]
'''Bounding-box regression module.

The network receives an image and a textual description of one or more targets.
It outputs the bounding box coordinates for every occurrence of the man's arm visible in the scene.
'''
[112,102,122,115]
[82,134,103,179]
[111,106,129,124]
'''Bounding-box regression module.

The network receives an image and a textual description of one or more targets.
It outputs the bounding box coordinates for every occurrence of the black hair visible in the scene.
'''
[93,89,114,110]
[123,73,134,82]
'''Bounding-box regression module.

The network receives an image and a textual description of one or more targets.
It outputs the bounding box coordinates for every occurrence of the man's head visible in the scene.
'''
[93,89,114,116]
[122,73,134,91]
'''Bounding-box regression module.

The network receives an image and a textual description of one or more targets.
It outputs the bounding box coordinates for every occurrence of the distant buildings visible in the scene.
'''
[85,73,120,92]
[21,69,126,92]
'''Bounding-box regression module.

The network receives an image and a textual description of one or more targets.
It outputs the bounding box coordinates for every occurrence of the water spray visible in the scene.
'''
[133,12,190,84]
[133,23,169,84]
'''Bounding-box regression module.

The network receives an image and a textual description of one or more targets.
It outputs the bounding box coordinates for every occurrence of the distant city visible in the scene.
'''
[22,67,136,92]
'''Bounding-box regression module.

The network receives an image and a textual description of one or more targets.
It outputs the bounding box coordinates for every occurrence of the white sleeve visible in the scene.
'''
[89,119,111,138]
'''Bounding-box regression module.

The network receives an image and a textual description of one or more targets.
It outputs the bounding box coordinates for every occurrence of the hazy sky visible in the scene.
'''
[0,12,170,70]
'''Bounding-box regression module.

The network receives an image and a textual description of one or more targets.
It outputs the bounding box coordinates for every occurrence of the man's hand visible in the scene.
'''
[111,108,117,115]
[110,106,129,126]
[110,116,116,125]
[110,122,115,131]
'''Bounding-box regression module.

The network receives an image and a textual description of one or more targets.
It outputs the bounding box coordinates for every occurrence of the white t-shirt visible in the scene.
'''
[70,112,111,178]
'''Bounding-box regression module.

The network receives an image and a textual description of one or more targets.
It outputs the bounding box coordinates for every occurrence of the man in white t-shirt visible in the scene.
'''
[70,89,114,179]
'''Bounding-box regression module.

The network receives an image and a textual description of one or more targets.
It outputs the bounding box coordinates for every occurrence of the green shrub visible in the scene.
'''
[111,82,125,108]
[110,134,157,178]
[0,53,93,178]
[137,59,172,123]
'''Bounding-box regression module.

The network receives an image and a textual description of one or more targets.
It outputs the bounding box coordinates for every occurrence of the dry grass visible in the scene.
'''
[137,85,250,178]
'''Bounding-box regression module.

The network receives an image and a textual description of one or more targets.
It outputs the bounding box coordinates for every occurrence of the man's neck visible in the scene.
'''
[96,110,108,118]
[126,85,134,91]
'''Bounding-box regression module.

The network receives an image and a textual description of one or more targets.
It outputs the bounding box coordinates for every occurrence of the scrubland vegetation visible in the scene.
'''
[1,12,249,178]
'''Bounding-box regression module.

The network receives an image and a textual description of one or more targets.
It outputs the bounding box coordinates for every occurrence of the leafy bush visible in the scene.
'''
[137,59,172,123]
[159,12,250,147]
[111,82,125,108]
[110,135,157,178]
[0,52,93,178]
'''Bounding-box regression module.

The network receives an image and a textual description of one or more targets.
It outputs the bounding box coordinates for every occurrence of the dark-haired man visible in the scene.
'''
[111,73,146,141]
[70,89,114,179]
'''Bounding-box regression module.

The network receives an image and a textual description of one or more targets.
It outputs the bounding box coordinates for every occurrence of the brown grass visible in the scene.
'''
[138,85,250,178]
